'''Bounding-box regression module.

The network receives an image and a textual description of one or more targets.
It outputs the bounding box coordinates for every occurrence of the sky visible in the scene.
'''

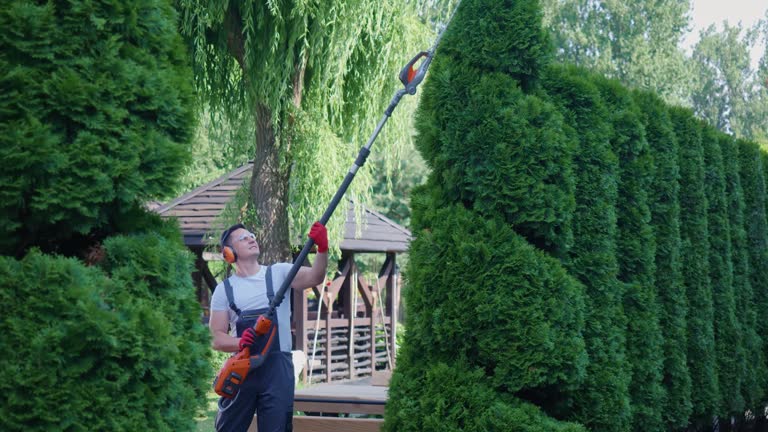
[685,0,766,69]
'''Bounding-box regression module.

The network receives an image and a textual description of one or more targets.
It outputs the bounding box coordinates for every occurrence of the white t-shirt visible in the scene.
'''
[210,263,293,352]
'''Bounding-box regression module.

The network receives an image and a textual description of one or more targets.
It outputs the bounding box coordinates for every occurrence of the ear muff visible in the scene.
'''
[222,246,237,264]
[220,223,246,264]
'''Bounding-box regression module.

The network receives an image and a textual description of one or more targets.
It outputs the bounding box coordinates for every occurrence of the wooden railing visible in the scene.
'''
[292,252,400,384]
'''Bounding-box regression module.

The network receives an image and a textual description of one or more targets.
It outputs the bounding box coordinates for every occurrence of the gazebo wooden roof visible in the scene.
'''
[154,162,411,252]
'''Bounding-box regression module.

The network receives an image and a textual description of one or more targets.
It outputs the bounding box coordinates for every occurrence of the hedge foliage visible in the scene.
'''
[386,0,768,431]
[596,78,664,432]
[737,139,768,408]
[0,0,195,256]
[704,128,742,417]
[633,90,693,430]
[0,229,210,432]
[543,64,631,432]
[0,0,207,430]
[670,108,719,427]
[414,59,576,256]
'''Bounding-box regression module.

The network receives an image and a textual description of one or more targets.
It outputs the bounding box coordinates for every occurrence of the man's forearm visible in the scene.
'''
[212,331,240,353]
[312,252,328,279]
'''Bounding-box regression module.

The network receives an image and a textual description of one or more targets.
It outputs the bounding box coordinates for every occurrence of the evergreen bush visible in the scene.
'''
[414,62,576,256]
[437,0,551,89]
[386,200,587,430]
[543,65,631,432]
[387,1,768,430]
[385,361,586,432]
[703,128,743,418]
[414,0,575,258]
[0,230,210,432]
[721,136,761,412]
[595,78,664,432]
[0,0,195,256]
[632,91,692,429]
[408,202,587,391]
[736,138,768,409]
[669,107,719,427]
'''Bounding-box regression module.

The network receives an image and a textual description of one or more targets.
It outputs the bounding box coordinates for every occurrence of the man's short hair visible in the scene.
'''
[220,223,246,248]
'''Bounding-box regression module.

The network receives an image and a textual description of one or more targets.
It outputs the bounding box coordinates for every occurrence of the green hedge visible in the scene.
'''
[737,138,768,409]
[543,65,630,432]
[633,91,692,429]
[385,362,586,432]
[596,78,664,432]
[0,0,195,256]
[722,137,761,411]
[388,1,768,430]
[670,107,719,427]
[414,60,576,256]
[437,0,550,89]
[0,231,210,432]
[704,128,743,417]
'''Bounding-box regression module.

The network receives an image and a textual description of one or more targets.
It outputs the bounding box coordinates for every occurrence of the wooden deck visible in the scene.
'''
[248,373,390,432]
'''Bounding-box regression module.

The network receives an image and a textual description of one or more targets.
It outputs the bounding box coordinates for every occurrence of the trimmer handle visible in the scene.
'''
[254,314,273,336]
[399,51,430,95]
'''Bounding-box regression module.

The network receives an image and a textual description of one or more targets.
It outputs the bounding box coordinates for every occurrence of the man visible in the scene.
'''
[210,222,328,432]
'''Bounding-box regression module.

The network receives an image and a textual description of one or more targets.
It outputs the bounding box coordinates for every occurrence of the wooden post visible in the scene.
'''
[325,289,334,383]
[345,255,358,380]
[370,278,378,371]
[385,253,398,368]
[292,284,309,384]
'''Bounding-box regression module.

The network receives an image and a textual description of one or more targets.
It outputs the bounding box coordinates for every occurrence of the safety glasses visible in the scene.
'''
[235,231,256,243]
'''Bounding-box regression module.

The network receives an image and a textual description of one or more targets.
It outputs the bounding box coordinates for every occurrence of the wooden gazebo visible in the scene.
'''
[154,163,410,383]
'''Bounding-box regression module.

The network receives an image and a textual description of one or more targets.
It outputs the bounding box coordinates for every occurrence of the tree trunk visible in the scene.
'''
[251,103,292,264]
[225,4,306,265]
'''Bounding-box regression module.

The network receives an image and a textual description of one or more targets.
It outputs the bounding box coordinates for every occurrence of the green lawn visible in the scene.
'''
[194,391,219,432]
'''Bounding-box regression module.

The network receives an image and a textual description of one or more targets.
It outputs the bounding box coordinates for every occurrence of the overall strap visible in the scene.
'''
[265,265,274,303]
[223,277,241,317]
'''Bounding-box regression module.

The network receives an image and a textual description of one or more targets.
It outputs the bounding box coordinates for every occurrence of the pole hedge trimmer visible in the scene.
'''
[214,9,458,398]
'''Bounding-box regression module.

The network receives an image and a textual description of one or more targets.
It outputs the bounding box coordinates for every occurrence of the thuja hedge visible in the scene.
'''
[737,138,768,408]
[722,137,763,411]
[385,200,587,431]
[415,0,575,257]
[542,65,631,432]
[596,77,665,432]
[633,90,692,430]
[387,0,768,431]
[0,229,210,432]
[0,0,195,256]
[670,108,719,427]
[703,127,742,417]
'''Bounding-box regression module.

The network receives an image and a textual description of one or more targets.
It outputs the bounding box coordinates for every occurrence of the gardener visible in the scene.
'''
[210,222,328,432]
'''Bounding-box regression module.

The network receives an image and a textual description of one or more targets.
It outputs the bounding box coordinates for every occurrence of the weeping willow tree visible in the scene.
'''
[179,1,430,261]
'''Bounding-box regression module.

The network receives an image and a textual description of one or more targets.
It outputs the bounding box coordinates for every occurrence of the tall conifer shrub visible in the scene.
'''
[0,229,209,431]
[669,107,719,427]
[702,128,743,419]
[632,91,692,430]
[737,138,768,410]
[0,0,195,256]
[543,65,630,432]
[385,1,587,430]
[414,0,575,257]
[721,137,761,412]
[595,78,664,432]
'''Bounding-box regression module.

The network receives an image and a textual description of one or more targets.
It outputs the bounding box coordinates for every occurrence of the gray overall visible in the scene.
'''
[215,266,294,432]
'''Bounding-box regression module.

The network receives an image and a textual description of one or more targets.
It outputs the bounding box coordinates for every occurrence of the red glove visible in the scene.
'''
[308,222,328,253]
[239,327,256,351]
